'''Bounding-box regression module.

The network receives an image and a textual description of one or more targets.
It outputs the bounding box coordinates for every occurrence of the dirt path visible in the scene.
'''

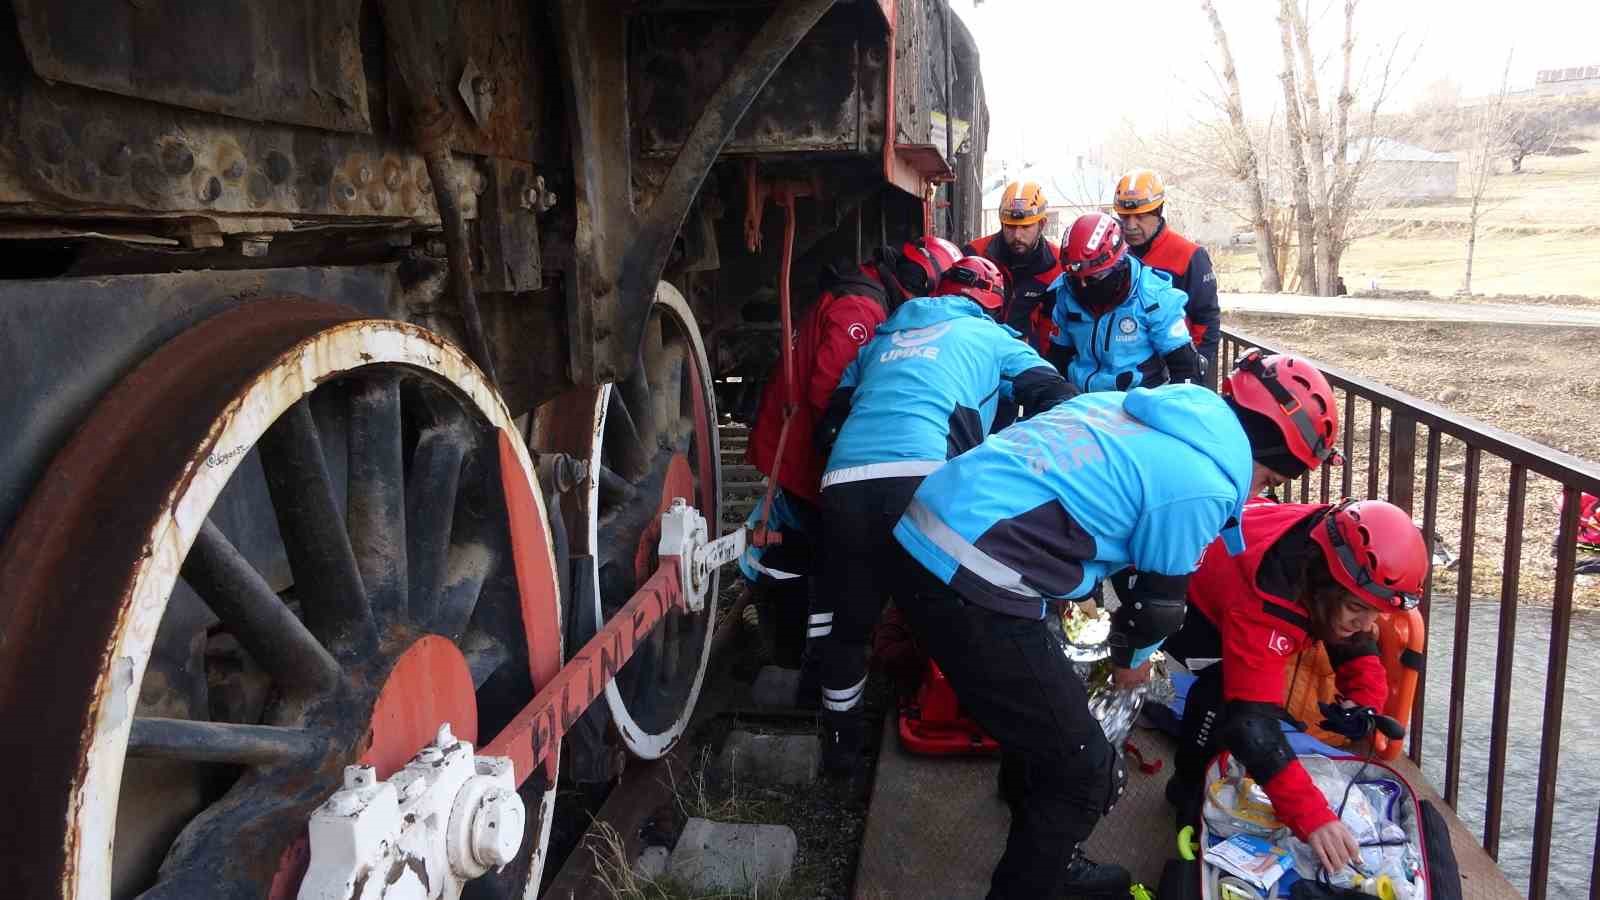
[1221,292,1600,327]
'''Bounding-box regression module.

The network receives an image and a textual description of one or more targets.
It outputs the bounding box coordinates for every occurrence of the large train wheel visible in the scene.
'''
[0,300,563,899]
[535,283,720,759]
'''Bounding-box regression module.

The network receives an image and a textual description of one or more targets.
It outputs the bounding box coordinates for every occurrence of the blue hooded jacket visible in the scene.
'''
[1049,256,1193,394]
[893,385,1254,620]
[821,295,1069,488]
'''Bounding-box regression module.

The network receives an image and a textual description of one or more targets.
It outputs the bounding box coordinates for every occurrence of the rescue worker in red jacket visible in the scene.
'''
[1161,357,1431,877]
[743,236,960,669]
[964,180,1064,354]
[1114,169,1223,389]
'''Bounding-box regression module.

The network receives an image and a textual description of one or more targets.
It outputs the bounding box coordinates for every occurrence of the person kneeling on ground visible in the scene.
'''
[1164,496,1428,875]
[888,352,1340,899]
[1046,212,1204,394]
[808,255,1075,774]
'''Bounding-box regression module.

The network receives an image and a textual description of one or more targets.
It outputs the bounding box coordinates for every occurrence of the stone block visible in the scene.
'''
[718,730,819,787]
[668,818,797,893]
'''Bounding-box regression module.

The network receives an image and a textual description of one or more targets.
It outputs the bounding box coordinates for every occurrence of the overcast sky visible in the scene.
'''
[950,0,1600,167]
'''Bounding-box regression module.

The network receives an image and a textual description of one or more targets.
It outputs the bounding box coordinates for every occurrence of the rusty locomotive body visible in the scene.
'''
[0,1,985,897]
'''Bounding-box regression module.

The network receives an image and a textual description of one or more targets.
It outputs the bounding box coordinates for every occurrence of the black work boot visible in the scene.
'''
[820,709,865,776]
[997,753,1026,812]
[1059,846,1132,898]
[1165,774,1203,829]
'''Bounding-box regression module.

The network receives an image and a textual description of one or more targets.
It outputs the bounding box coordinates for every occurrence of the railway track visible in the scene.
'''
[537,421,884,900]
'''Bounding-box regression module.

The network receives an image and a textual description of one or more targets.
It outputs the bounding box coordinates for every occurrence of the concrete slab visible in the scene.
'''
[719,730,819,787]
[669,818,797,893]
[751,664,804,708]
[854,714,1519,900]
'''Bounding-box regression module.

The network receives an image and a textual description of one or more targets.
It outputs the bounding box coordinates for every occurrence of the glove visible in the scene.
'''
[1317,699,1377,741]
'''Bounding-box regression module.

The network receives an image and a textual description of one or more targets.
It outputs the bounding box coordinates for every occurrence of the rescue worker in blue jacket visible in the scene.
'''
[890,361,1329,899]
[809,256,1075,773]
[1046,212,1204,394]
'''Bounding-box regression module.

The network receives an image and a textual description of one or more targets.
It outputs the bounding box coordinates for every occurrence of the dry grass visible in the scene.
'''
[1214,139,1600,299]
[585,747,827,900]
[1230,312,1600,608]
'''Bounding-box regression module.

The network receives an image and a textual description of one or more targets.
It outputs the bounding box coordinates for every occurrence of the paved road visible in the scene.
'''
[1221,292,1600,328]
[1415,599,1600,897]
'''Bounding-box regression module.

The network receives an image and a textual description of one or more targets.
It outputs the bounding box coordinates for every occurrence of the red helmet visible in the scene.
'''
[1312,499,1429,611]
[892,236,963,298]
[937,256,1008,312]
[1223,349,1342,470]
[1061,213,1128,281]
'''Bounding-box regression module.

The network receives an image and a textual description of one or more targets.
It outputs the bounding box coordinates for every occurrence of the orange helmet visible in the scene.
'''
[1114,169,1166,216]
[998,181,1048,226]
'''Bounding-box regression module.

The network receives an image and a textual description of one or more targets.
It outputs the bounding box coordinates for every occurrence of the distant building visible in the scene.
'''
[1533,64,1600,97]
[1349,138,1459,201]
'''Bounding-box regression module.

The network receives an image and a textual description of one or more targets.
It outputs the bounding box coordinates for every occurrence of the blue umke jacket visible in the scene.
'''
[893,385,1254,621]
[1049,256,1194,394]
[819,295,1071,489]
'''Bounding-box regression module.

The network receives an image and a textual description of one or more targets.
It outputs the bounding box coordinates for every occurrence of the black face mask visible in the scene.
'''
[1071,258,1131,312]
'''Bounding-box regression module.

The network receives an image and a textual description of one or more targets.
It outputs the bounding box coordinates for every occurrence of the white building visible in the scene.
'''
[1350,138,1459,201]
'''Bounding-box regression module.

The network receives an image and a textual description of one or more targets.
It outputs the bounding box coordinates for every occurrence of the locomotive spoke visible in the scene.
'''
[598,464,637,509]
[604,389,652,482]
[257,400,377,654]
[435,527,498,640]
[462,634,513,688]
[347,373,408,624]
[405,424,466,625]
[619,362,659,455]
[182,520,340,694]
[128,718,329,767]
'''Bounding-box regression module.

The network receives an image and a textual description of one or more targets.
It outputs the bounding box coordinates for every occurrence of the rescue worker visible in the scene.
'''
[743,237,960,670]
[888,351,1343,898]
[964,180,1064,353]
[1114,169,1223,388]
[809,255,1075,773]
[1047,212,1204,394]
[1162,495,1427,875]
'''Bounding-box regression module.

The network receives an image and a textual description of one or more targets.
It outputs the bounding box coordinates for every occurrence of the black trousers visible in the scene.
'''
[749,493,823,668]
[811,475,923,712]
[898,562,1117,899]
[1161,606,1226,787]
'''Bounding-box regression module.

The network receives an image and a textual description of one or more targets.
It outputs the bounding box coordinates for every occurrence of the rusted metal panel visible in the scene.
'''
[430,0,545,161]
[12,0,372,134]
[3,79,468,222]
[632,6,882,157]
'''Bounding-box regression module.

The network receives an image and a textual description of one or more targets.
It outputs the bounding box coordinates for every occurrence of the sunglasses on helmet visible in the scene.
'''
[1234,350,1341,465]
[1322,502,1420,610]
[945,266,1000,292]
[1000,203,1044,223]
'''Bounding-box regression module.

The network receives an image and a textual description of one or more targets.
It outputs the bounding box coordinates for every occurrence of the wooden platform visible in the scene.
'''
[854,716,1522,899]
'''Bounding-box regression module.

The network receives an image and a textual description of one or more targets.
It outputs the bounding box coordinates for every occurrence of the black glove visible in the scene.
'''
[1317,699,1378,741]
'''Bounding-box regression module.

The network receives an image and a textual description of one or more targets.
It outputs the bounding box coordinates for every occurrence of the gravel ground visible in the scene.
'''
[1229,311,1600,609]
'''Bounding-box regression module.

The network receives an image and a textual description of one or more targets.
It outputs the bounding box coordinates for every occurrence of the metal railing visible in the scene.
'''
[1220,329,1600,900]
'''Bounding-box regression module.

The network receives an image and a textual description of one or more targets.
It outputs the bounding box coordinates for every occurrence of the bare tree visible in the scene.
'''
[1200,0,1282,291]
[1461,54,1516,295]
[1276,0,1317,293]
[1507,104,1565,173]
[1289,0,1334,295]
